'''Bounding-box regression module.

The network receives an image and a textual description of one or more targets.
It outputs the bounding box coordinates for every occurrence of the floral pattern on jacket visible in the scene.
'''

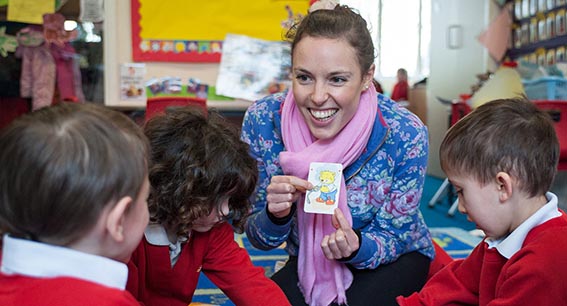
[241,91,434,269]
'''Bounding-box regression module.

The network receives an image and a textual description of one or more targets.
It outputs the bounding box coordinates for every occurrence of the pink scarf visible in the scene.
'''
[279,85,377,306]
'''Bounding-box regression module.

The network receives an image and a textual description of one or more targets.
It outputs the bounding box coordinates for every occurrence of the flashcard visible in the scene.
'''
[304,162,343,214]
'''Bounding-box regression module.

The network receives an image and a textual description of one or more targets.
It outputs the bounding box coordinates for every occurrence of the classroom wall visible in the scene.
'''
[426,0,497,178]
[105,0,498,177]
[104,1,222,109]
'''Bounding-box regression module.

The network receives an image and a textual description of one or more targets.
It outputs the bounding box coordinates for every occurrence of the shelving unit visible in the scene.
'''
[508,0,567,64]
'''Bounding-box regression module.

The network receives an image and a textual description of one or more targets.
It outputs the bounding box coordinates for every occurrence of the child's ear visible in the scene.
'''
[106,196,133,242]
[495,172,513,202]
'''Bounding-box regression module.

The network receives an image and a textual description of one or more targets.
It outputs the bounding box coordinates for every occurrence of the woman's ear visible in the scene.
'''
[105,196,133,243]
[495,172,513,202]
[363,64,376,91]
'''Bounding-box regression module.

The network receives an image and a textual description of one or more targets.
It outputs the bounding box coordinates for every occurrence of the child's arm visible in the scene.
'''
[203,223,290,306]
[397,242,486,305]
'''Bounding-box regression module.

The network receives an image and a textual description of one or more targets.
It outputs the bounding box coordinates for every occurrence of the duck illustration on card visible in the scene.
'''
[304,162,343,214]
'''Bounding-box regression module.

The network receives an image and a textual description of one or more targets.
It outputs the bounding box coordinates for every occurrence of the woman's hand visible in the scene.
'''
[266,175,312,218]
[321,208,360,260]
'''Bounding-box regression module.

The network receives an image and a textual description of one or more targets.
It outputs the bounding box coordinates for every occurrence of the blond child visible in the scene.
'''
[0,103,150,305]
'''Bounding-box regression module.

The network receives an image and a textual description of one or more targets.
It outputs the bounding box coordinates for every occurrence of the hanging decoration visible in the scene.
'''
[0,26,18,57]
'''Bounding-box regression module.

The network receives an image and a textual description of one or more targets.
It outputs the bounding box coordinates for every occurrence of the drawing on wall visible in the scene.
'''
[215,34,292,101]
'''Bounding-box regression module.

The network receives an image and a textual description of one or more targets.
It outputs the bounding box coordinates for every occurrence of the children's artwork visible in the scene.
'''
[304,162,343,215]
[120,63,146,101]
[216,33,292,101]
[146,77,209,100]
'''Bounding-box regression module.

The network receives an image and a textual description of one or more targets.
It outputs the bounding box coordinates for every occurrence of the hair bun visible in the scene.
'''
[309,0,338,13]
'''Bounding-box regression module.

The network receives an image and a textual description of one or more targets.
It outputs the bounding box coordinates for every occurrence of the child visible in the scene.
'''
[391,68,409,102]
[126,106,290,306]
[0,103,150,305]
[397,97,567,305]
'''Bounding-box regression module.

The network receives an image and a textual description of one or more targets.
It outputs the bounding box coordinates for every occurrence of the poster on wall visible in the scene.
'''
[130,0,310,62]
[120,63,146,101]
[215,34,291,101]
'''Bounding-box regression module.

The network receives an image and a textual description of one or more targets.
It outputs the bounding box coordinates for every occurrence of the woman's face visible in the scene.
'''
[291,36,374,140]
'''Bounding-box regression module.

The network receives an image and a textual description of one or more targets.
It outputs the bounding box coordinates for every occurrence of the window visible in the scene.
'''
[342,0,431,79]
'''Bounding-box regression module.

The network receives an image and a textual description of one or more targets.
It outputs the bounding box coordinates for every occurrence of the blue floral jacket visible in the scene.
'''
[241,91,434,269]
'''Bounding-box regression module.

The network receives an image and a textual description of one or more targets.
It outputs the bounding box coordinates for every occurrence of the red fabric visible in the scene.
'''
[397,212,567,305]
[0,275,139,306]
[127,223,290,306]
[391,80,409,101]
[0,97,29,130]
[532,100,567,170]
[427,240,454,280]
[145,97,207,122]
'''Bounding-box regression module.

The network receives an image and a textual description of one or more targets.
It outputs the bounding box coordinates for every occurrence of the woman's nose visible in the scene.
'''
[311,83,328,104]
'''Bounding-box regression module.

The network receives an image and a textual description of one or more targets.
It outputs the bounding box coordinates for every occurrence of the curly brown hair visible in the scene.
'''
[144,106,258,237]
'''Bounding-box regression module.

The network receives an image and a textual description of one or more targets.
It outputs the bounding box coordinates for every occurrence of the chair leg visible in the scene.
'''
[448,199,459,216]
[429,178,450,207]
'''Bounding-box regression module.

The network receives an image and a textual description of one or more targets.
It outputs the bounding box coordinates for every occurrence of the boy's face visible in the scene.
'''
[448,174,512,240]
[119,176,150,262]
[191,198,231,232]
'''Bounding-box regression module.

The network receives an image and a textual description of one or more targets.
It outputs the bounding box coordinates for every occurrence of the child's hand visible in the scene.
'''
[266,175,312,218]
[321,208,359,260]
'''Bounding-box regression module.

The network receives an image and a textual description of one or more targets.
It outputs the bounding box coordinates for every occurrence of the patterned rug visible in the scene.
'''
[190,227,483,306]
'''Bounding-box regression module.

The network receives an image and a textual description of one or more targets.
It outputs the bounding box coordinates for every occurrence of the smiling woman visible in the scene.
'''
[241,4,434,306]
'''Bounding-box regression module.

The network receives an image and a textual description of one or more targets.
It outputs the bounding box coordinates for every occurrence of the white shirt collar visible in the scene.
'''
[144,223,187,267]
[486,192,561,259]
[1,235,128,290]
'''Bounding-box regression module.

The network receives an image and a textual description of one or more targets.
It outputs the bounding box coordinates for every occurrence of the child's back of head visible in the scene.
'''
[440,96,559,197]
[0,102,149,249]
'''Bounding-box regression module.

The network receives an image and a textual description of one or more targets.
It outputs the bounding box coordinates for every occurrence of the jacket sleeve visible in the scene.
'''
[343,110,433,268]
[240,98,292,250]
[203,224,291,306]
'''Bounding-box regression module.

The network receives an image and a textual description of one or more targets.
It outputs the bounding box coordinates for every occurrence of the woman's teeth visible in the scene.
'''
[310,109,337,120]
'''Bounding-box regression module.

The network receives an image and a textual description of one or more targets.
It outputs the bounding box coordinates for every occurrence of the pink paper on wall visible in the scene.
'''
[478,2,513,61]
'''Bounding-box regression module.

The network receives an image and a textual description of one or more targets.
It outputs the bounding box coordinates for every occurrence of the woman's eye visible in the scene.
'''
[330,76,347,84]
[295,74,310,83]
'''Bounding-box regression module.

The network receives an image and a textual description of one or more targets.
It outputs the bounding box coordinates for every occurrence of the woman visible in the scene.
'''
[241,3,434,306]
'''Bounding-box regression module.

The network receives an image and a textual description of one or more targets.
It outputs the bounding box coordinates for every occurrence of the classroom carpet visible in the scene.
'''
[190,227,483,306]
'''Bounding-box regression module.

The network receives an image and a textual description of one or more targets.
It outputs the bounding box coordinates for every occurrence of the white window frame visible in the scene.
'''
[342,0,431,80]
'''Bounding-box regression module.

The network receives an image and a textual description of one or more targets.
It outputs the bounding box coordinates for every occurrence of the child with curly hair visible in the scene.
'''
[126,106,290,306]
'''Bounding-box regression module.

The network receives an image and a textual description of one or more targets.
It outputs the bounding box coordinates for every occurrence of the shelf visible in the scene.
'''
[105,99,253,112]
[508,34,567,58]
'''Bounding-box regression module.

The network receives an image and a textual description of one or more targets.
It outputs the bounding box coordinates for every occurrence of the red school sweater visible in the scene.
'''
[127,222,290,306]
[0,274,139,306]
[397,214,567,305]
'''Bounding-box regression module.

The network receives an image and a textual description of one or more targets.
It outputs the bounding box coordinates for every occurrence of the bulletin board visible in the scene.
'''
[131,0,310,62]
